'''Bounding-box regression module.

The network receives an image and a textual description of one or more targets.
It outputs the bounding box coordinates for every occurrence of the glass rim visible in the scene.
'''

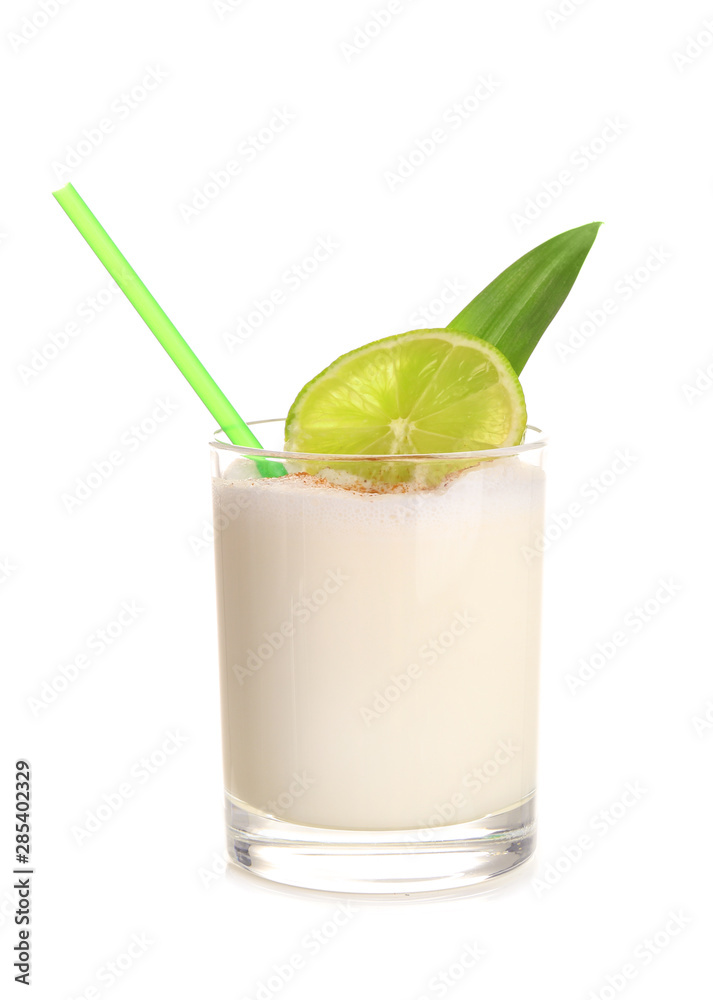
[210,418,547,462]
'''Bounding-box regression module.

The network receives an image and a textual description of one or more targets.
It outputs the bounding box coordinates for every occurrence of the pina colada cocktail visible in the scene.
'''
[51,184,600,894]
[213,322,556,892]
[214,431,544,839]
[210,219,601,892]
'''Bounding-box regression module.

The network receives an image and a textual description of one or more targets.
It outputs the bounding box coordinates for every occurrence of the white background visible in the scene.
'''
[2,0,712,996]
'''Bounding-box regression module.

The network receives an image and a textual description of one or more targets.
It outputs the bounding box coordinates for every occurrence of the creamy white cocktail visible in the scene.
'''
[51,185,597,892]
[208,225,600,891]
[213,436,545,839]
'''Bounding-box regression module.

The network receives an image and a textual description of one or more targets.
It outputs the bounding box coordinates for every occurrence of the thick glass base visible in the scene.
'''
[225,794,535,894]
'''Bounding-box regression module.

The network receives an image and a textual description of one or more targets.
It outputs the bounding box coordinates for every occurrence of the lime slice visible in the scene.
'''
[284,329,526,487]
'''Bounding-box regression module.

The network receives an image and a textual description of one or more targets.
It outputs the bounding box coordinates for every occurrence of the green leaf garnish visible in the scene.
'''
[447,221,602,374]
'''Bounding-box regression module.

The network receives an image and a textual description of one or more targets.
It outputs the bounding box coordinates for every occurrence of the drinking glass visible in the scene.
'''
[211,419,546,893]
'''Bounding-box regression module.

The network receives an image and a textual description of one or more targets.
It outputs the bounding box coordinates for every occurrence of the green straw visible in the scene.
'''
[52,183,284,478]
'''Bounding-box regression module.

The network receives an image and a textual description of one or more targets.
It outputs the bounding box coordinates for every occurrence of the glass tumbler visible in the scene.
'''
[211,419,546,893]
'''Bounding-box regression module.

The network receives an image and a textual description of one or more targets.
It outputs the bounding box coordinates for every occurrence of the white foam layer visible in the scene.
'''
[214,458,545,534]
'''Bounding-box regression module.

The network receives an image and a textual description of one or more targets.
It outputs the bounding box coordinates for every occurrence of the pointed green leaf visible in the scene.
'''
[447,221,603,374]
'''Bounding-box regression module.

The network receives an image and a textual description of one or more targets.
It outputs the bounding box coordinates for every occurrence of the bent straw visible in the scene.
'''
[52,183,285,478]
